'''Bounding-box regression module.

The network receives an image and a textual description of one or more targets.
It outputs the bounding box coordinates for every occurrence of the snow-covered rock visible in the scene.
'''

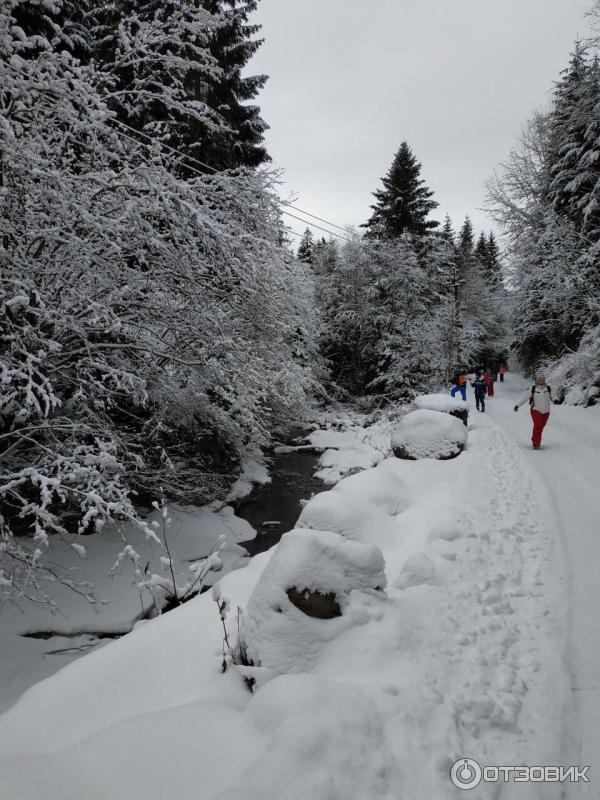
[297,459,409,545]
[331,460,409,516]
[391,409,467,461]
[414,393,469,426]
[240,529,386,677]
[297,490,383,542]
[413,393,469,414]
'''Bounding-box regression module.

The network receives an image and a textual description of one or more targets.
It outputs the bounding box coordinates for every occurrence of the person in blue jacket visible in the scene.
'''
[450,371,467,402]
[471,373,487,412]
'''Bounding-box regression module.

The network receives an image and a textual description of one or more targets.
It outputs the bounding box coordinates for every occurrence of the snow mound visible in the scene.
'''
[297,490,381,542]
[332,459,409,515]
[428,522,461,542]
[218,675,395,800]
[241,529,386,677]
[308,425,388,484]
[394,553,438,589]
[297,459,409,544]
[413,393,469,413]
[391,409,467,460]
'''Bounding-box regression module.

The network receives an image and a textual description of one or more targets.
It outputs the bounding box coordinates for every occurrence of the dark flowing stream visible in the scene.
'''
[235,436,327,556]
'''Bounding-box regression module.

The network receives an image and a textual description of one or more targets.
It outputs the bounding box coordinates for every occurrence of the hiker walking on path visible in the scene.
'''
[514,374,553,449]
[450,371,467,402]
[483,369,495,398]
[499,363,507,383]
[471,374,487,412]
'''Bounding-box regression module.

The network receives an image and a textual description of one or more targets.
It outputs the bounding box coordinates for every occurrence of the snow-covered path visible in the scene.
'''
[1,389,598,799]
[483,374,600,797]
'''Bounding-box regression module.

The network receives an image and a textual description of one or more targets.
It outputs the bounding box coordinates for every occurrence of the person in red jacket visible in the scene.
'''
[483,369,495,398]
[498,363,507,382]
[514,374,553,449]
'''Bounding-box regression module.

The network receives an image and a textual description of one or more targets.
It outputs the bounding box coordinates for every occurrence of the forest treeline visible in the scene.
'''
[0,0,321,592]
[1,0,597,594]
[296,143,506,401]
[488,2,600,403]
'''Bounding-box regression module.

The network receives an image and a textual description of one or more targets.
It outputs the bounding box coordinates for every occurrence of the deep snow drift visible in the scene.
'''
[1,377,595,799]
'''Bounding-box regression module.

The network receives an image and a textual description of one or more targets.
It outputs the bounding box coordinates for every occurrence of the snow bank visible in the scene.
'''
[296,458,409,549]
[307,422,389,483]
[0,504,253,712]
[0,404,569,800]
[391,409,467,460]
[413,393,469,413]
[226,457,271,503]
[545,325,600,406]
[240,529,386,677]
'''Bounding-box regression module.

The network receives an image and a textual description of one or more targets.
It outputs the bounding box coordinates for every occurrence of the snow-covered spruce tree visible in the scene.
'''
[0,2,318,599]
[89,0,269,170]
[297,227,315,264]
[547,46,600,243]
[366,235,454,400]
[195,0,270,169]
[362,141,439,239]
[8,0,91,60]
[88,0,227,157]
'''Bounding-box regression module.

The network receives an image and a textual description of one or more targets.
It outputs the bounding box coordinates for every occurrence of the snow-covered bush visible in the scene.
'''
[0,3,319,601]
[391,409,467,460]
[545,324,600,405]
[239,529,387,680]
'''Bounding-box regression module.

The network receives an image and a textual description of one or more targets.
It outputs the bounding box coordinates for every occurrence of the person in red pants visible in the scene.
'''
[514,374,553,449]
[483,369,495,398]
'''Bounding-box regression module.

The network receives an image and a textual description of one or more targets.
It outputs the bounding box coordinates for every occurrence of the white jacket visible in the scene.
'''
[517,385,552,414]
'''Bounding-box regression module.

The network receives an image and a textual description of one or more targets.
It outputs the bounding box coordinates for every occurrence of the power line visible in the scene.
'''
[278,210,353,242]
[105,116,353,242]
[105,114,352,237]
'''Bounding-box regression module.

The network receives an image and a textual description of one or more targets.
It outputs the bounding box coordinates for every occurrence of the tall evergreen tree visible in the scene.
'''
[548,45,600,239]
[457,215,474,255]
[297,228,315,264]
[456,215,475,286]
[472,230,502,287]
[196,0,269,169]
[89,0,226,156]
[8,0,90,61]
[440,214,456,247]
[362,142,439,239]
[88,0,269,170]
[485,232,503,287]
[474,231,488,263]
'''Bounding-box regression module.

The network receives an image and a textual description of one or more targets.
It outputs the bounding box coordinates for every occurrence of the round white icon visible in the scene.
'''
[450,758,483,790]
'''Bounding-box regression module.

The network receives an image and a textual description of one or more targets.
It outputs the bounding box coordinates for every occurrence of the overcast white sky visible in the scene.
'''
[249,0,594,243]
